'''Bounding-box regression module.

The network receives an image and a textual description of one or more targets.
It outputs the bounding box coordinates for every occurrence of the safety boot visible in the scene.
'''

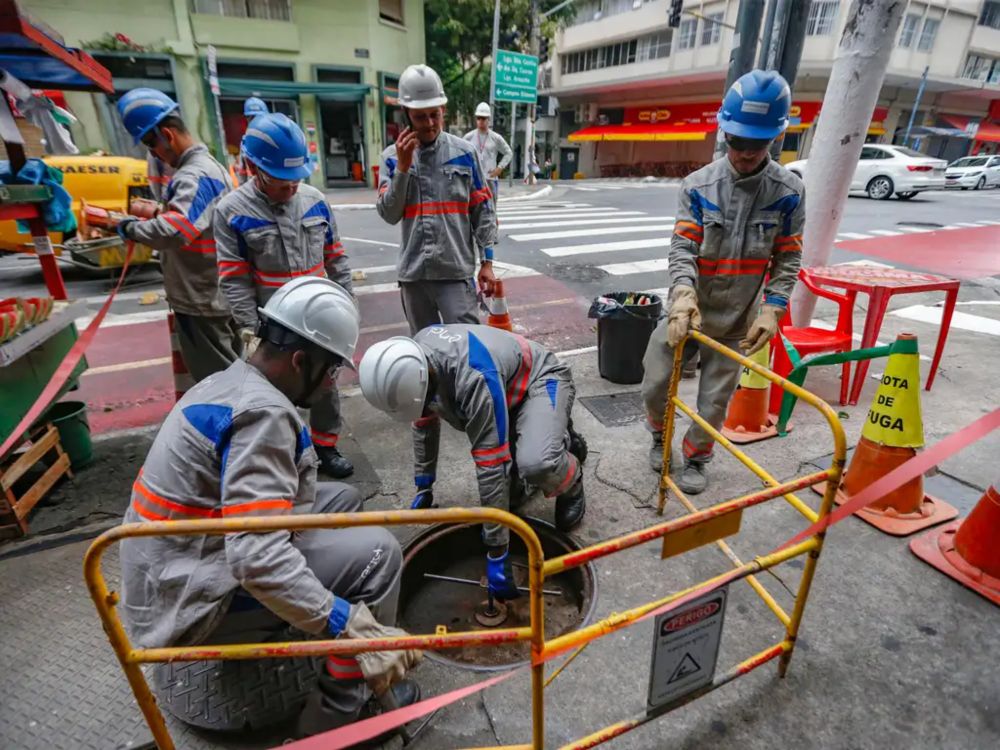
[555,477,586,531]
[568,419,588,465]
[316,446,354,479]
[677,460,708,495]
[295,677,420,742]
[649,434,682,475]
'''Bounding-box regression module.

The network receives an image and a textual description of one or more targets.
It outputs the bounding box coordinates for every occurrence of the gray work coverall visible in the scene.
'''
[119,359,402,716]
[642,157,804,461]
[213,179,353,450]
[412,324,579,546]
[129,144,240,381]
[376,132,498,334]
[463,128,512,200]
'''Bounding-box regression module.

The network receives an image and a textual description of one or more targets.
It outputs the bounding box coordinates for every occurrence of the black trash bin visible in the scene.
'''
[588,292,663,384]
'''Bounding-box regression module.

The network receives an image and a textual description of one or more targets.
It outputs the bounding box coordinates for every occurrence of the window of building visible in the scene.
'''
[194,0,291,21]
[917,18,939,52]
[979,1,1000,30]
[806,1,839,36]
[898,13,920,48]
[700,13,723,46]
[216,61,295,81]
[965,55,1000,84]
[678,18,697,49]
[378,0,404,25]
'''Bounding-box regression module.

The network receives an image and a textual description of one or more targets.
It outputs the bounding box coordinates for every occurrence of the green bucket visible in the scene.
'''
[47,400,93,470]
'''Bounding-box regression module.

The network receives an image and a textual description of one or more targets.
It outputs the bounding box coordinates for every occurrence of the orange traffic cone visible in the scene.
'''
[910,481,1000,606]
[485,280,513,332]
[167,312,194,402]
[817,333,957,535]
[722,341,782,443]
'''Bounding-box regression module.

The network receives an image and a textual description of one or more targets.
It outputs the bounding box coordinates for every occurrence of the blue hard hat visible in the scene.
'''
[717,70,791,140]
[243,97,268,118]
[117,88,179,144]
[241,113,312,180]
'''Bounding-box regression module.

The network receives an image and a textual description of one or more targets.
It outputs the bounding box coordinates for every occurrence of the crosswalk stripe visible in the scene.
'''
[940,225,964,230]
[976,219,1000,225]
[355,282,398,296]
[343,236,397,246]
[500,210,644,221]
[496,203,591,213]
[354,264,396,274]
[869,229,903,236]
[599,258,670,275]
[541,238,670,258]
[510,224,674,242]
[897,226,932,233]
[498,207,614,218]
[890,305,1000,337]
[572,186,599,191]
[837,232,872,240]
[502,215,665,230]
[955,222,983,227]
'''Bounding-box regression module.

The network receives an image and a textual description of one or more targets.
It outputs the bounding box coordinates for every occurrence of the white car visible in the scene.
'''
[944,155,1000,190]
[785,144,947,201]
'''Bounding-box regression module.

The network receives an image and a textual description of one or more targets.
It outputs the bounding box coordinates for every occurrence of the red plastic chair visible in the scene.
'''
[772,269,855,408]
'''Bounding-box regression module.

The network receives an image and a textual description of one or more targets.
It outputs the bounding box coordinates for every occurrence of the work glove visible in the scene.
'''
[115,216,139,241]
[486,549,521,601]
[665,285,701,348]
[740,304,784,355]
[327,599,422,695]
[239,327,259,360]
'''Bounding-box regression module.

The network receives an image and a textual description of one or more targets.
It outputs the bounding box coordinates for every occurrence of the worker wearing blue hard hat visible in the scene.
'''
[243,96,268,119]
[214,113,357,479]
[641,69,804,495]
[232,97,270,185]
[115,88,241,382]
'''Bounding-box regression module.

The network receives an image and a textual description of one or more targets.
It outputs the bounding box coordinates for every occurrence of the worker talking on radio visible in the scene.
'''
[641,70,805,495]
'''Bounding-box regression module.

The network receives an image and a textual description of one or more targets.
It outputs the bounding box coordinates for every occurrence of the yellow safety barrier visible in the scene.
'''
[84,332,846,749]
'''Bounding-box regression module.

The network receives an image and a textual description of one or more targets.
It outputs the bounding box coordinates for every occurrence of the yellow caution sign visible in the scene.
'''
[738,342,772,390]
[860,335,923,448]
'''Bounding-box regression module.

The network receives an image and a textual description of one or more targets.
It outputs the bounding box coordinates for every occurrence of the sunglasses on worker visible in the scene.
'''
[140,129,162,150]
[725,134,772,152]
[256,169,300,190]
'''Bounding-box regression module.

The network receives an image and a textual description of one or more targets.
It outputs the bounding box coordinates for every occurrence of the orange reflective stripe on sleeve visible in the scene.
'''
[505,335,534,409]
[132,476,221,520]
[324,241,345,260]
[252,261,325,287]
[674,220,704,244]
[472,442,511,467]
[774,234,803,252]
[161,211,198,241]
[181,238,216,254]
[219,260,250,277]
[221,499,294,516]
[697,258,770,276]
[469,187,492,206]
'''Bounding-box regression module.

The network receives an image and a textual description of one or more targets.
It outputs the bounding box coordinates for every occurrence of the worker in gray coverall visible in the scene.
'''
[642,70,804,495]
[119,277,421,739]
[359,324,588,601]
[116,88,240,381]
[376,64,498,335]
[214,113,356,479]
[464,102,512,201]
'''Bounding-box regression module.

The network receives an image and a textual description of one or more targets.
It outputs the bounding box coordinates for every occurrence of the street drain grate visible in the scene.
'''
[579,391,646,427]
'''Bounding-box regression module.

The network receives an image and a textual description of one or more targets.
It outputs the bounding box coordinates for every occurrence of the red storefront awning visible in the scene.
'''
[568,122,716,142]
[974,121,1000,143]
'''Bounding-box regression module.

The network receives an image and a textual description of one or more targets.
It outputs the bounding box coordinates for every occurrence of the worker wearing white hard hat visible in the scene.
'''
[464,101,512,201]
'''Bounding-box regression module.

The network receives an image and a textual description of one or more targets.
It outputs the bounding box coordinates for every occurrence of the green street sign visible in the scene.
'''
[494,49,538,104]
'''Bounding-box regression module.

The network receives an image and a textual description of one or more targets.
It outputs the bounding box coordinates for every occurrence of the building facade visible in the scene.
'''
[23,0,425,189]
[543,0,1000,177]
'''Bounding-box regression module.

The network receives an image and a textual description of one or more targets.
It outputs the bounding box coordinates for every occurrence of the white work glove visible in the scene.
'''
[239,327,259,360]
[342,601,423,695]
[666,285,702,348]
[740,304,784,355]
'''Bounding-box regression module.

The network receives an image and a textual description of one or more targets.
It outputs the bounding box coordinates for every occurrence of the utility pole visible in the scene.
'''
[790,0,907,326]
[525,0,540,183]
[769,0,810,159]
[903,66,930,147]
[489,0,501,114]
[714,0,766,158]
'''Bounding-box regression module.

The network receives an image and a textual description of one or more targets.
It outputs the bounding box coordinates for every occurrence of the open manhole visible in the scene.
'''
[399,517,598,671]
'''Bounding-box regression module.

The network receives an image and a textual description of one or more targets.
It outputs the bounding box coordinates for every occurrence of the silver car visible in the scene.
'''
[944,155,1000,190]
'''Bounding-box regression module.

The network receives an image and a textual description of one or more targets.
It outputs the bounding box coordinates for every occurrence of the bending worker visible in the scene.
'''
[642,70,804,494]
[464,102,512,201]
[116,88,240,381]
[119,278,421,738]
[376,64,498,335]
[232,96,269,185]
[359,324,587,600]
[214,113,357,479]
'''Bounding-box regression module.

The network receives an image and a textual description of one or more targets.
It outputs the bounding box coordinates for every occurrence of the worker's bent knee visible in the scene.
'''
[314,482,363,514]
[517,455,561,487]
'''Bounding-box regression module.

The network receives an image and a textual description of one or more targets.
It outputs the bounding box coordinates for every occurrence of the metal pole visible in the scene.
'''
[757,0,780,68]
[526,0,540,184]
[509,101,516,188]
[903,66,930,147]
[489,0,501,113]
[769,0,810,159]
[789,0,908,326]
[715,0,766,158]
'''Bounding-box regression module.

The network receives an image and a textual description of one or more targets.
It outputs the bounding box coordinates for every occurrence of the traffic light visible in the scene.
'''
[668,0,682,28]
[539,36,550,63]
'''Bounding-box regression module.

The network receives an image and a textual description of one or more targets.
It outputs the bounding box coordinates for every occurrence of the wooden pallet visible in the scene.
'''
[0,423,73,538]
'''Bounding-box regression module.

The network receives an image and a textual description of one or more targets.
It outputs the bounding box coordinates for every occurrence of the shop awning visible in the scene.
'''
[216,77,372,102]
[973,121,1000,143]
[568,122,716,142]
[940,114,972,131]
[910,125,973,138]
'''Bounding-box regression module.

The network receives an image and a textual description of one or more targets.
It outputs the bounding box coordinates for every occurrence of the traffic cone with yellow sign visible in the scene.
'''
[830,333,958,535]
[722,342,783,443]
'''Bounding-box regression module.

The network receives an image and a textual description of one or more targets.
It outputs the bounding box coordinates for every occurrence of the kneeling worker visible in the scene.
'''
[119,277,421,737]
[642,70,804,494]
[358,324,587,600]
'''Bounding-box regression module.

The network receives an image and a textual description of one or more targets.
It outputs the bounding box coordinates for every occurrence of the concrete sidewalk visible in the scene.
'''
[1,303,998,748]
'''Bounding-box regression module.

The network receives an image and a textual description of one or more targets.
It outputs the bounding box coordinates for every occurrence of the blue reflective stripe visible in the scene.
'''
[230,215,276,234]
[385,157,398,179]
[765,294,788,308]
[295,425,312,463]
[302,200,331,222]
[545,378,558,409]
[327,596,352,636]
[467,332,507,445]
[484,247,494,261]
[183,403,234,486]
[761,194,801,235]
[444,152,485,189]
[687,189,721,226]
[187,176,227,224]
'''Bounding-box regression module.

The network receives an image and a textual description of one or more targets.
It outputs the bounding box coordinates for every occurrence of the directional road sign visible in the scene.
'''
[494,49,539,105]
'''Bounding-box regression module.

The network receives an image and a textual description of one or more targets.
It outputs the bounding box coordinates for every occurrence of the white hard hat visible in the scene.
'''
[358,337,430,423]
[258,277,360,369]
[475,102,491,119]
[398,64,448,109]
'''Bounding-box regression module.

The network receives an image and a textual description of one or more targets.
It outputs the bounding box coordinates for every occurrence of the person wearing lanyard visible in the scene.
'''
[464,102,513,201]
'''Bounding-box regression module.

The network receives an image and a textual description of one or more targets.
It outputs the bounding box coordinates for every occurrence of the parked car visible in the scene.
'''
[785,145,947,200]
[944,155,1000,190]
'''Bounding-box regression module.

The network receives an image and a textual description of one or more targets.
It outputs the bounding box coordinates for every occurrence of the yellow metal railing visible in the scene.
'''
[84,333,846,750]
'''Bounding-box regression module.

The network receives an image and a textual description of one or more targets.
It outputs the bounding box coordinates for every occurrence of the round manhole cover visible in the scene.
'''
[399,517,598,671]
